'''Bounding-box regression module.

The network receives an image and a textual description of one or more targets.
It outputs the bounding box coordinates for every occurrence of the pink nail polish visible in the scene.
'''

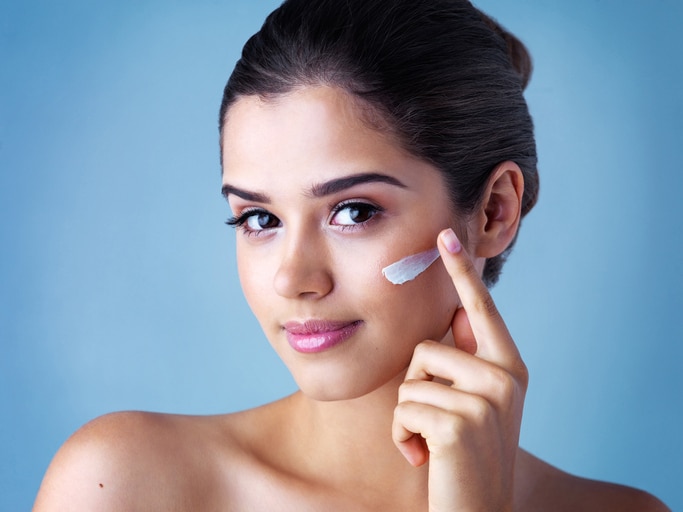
[441,229,462,254]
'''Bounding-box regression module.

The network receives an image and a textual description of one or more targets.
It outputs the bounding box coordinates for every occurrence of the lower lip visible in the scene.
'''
[285,321,362,354]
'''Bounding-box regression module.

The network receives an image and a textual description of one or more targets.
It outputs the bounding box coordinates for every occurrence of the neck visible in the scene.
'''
[282,370,428,502]
[284,330,457,479]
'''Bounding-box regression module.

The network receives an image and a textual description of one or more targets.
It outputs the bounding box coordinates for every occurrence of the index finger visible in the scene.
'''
[438,228,522,369]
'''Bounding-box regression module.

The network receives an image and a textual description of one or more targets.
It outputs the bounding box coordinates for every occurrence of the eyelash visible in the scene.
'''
[225,208,276,237]
[225,201,384,236]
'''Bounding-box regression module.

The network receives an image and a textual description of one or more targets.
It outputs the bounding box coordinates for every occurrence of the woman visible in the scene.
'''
[34,0,670,510]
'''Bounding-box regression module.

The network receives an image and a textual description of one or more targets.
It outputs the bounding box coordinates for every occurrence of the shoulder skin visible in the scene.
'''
[516,449,671,512]
[32,411,228,512]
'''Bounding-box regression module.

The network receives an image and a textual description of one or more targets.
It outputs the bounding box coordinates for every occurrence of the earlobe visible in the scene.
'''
[471,161,524,259]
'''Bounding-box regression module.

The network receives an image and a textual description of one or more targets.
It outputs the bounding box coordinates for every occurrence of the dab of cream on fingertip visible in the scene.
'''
[381,247,441,285]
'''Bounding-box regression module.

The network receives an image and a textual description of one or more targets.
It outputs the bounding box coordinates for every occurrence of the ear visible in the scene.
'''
[469,161,524,259]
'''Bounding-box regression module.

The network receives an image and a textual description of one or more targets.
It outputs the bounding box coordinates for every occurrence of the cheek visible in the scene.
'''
[393,265,457,336]
[363,250,459,343]
[235,246,273,317]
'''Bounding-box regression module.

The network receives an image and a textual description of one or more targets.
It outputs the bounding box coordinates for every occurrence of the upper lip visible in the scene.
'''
[283,319,360,335]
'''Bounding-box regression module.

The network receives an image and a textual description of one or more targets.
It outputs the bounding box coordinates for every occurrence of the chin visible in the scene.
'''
[291,362,406,403]
[295,375,372,402]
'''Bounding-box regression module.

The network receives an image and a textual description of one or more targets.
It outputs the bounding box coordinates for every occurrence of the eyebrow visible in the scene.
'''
[220,184,270,203]
[221,172,407,203]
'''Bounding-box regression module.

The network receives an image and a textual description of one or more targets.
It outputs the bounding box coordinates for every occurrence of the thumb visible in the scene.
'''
[452,307,477,355]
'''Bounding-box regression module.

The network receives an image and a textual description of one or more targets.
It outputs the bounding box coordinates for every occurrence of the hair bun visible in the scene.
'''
[478,11,532,90]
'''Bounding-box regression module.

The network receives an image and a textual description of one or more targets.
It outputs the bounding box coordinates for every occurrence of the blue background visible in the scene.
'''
[2,0,681,510]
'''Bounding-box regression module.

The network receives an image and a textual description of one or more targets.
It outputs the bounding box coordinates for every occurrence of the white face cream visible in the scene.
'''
[381,247,441,285]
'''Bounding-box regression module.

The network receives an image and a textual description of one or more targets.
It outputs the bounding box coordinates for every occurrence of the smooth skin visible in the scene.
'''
[34,86,670,511]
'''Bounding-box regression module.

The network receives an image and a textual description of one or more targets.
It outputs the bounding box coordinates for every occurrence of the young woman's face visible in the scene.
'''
[221,86,462,400]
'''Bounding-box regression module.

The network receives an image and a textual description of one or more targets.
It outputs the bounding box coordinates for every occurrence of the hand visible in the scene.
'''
[392,228,528,512]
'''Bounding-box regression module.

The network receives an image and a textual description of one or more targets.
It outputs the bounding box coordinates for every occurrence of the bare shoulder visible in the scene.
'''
[33,411,235,512]
[516,449,671,512]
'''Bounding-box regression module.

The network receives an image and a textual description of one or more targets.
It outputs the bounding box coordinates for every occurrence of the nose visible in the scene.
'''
[273,233,334,299]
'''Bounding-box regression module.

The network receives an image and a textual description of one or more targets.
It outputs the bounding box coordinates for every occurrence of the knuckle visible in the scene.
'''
[458,256,479,277]
[515,359,530,389]
[436,399,490,447]
[397,379,418,401]
[412,340,434,359]
[412,341,426,358]
[468,395,492,424]
[472,293,499,318]
[457,257,482,285]
[437,413,467,444]
[487,366,515,399]
[433,398,496,450]
[392,402,402,419]
[392,401,410,422]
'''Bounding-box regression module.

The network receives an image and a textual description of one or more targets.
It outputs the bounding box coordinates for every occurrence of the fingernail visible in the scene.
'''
[441,228,462,254]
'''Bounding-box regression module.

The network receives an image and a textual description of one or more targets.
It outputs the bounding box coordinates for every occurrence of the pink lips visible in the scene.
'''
[283,319,362,353]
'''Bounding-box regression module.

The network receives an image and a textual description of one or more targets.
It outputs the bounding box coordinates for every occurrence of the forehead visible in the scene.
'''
[219,85,451,210]
[223,85,383,137]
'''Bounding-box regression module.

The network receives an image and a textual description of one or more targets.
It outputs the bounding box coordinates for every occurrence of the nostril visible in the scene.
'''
[273,257,334,299]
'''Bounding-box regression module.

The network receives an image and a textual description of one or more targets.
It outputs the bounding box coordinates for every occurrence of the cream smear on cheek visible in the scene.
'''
[381,247,441,285]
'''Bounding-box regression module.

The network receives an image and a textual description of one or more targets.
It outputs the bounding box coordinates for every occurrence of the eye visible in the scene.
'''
[226,208,281,235]
[330,201,382,227]
[245,211,280,231]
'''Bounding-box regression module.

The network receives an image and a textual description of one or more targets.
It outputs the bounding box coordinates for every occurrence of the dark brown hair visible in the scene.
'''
[219,0,538,286]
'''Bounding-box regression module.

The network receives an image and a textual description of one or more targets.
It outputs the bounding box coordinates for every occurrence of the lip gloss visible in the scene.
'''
[284,320,362,353]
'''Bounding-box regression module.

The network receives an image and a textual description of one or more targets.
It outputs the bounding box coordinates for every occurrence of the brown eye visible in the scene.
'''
[246,211,280,230]
[331,202,381,226]
[226,208,281,235]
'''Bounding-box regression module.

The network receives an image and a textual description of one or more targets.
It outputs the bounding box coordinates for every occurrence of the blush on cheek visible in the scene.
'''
[381,247,441,285]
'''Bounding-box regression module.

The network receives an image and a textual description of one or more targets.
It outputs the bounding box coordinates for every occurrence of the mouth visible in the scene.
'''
[282,319,363,353]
